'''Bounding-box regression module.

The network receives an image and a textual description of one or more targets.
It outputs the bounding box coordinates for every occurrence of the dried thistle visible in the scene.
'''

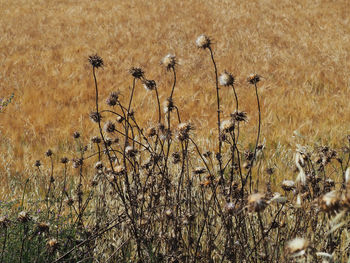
[196,34,211,49]
[247,74,261,85]
[281,180,296,192]
[161,54,176,71]
[143,79,157,91]
[193,167,206,175]
[91,136,101,144]
[231,111,248,122]
[219,71,235,86]
[247,193,267,212]
[18,211,30,223]
[60,157,69,164]
[88,54,104,69]
[129,67,144,79]
[89,111,102,123]
[125,146,138,158]
[320,191,340,214]
[104,121,116,133]
[221,119,235,133]
[45,149,53,157]
[286,237,308,256]
[34,160,41,167]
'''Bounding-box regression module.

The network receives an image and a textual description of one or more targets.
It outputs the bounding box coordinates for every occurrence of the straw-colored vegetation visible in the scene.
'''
[1,0,350,262]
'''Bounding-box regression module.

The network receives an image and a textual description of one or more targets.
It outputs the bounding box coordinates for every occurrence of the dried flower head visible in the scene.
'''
[88,54,104,69]
[125,146,138,157]
[72,158,83,168]
[37,222,50,233]
[35,160,41,167]
[129,67,144,79]
[45,149,53,157]
[247,193,267,212]
[320,190,340,214]
[18,211,30,223]
[114,165,125,175]
[143,79,157,91]
[172,152,181,164]
[219,71,235,86]
[89,111,102,123]
[231,111,248,122]
[286,237,308,255]
[247,74,261,85]
[196,34,211,49]
[91,136,101,144]
[47,238,59,251]
[104,121,115,133]
[65,198,74,206]
[193,167,206,175]
[0,216,10,229]
[165,209,173,219]
[116,116,124,123]
[164,97,174,113]
[281,180,296,192]
[177,122,193,141]
[221,119,235,133]
[146,126,157,137]
[161,54,176,71]
[60,157,69,164]
[95,161,103,170]
[225,202,236,214]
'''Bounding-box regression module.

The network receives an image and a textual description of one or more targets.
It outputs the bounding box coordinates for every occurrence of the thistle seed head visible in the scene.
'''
[45,149,53,157]
[125,146,138,157]
[281,180,295,192]
[221,119,235,133]
[129,67,144,79]
[231,111,248,122]
[91,136,101,144]
[47,238,59,251]
[219,71,235,86]
[88,54,104,69]
[247,74,261,85]
[196,34,211,49]
[35,160,41,167]
[161,54,176,71]
[320,190,340,214]
[286,237,308,255]
[143,79,157,91]
[95,161,103,170]
[60,157,69,164]
[18,211,30,223]
[177,122,193,141]
[0,216,10,229]
[193,167,206,175]
[104,121,116,133]
[247,193,267,212]
[89,111,102,123]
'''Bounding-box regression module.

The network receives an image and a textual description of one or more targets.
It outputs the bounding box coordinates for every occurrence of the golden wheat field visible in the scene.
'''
[1,0,350,192]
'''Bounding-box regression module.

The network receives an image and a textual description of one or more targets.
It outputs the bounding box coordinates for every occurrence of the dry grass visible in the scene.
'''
[1,0,350,192]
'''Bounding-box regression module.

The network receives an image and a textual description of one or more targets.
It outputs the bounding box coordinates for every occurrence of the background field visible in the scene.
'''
[1,0,350,195]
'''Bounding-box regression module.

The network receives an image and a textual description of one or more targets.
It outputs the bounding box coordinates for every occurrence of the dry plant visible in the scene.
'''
[1,34,350,262]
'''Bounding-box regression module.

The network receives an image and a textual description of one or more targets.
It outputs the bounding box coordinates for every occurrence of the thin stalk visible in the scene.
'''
[208,46,223,180]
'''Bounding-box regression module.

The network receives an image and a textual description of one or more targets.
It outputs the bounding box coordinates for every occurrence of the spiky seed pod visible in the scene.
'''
[88,54,104,68]
[221,119,235,133]
[116,116,124,123]
[95,161,103,170]
[105,138,113,147]
[114,165,125,175]
[72,158,83,168]
[247,74,261,85]
[177,122,193,141]
[172,152,181,164]
[247,193,267,212]
[281,180,296,192]
[91,136,101,144]
[47,238,59,251]
[225,202,236,214]
[0,216,10,229]
[219,71,235,86]
[320,190,340,214]
[164,97,174,114]
[165,209,173,219]
[104,121,115,133]
[193,167,206,175]
[89,111,102,123]
[37,222,50,234]
[35,160,41,167]
[45,149,53,157]
[231,111,248,122]
[18,211,30,223]
[129,67,144,79]
[146,127,157,137]
[286,237,308,255]
[196,34,211,49]
[125,146,138,158]
[161,54,176,71]
[143,79,157,91]
[65,198,74,206]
